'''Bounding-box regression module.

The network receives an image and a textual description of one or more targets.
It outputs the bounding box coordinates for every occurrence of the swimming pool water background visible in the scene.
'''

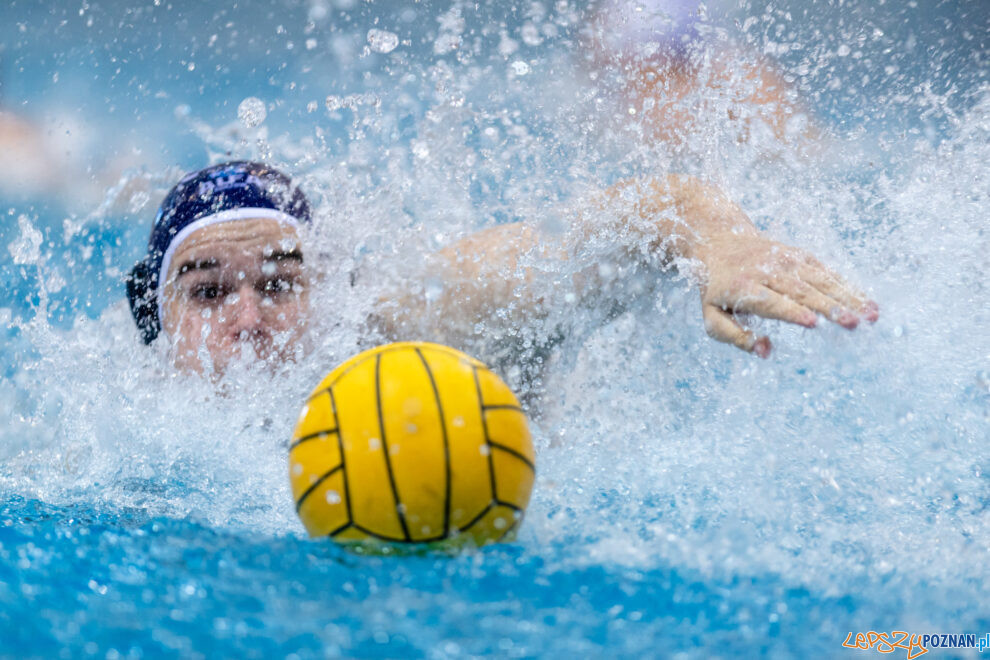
[6,496,981,659]
[2,0,989,657]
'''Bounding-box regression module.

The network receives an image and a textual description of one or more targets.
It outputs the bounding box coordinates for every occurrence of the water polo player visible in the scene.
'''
[127,161,313,374]
[128,161,877,375]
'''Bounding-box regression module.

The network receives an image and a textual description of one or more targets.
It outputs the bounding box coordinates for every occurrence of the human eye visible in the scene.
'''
[189,282,227,303]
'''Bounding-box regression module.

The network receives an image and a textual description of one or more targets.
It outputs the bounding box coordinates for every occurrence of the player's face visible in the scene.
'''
[160,218,311,375]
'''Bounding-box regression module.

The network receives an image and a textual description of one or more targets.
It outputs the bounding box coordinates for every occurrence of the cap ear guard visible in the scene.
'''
[126,258,161,345]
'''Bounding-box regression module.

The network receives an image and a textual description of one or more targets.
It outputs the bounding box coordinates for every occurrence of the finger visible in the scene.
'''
[800,260,879,322]
[799,263,864,308]
[702,304,772,358]
[767,277,859,329]
[726,286,818,328]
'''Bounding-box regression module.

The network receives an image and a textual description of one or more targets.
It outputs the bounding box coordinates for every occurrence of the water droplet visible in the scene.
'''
[237,97,267,127]
[511,60,530,75]
[521,23,542,46]
[325,490,341,504]
[292,463,303,476]
[368,437,381,450]
[367,29,399,54]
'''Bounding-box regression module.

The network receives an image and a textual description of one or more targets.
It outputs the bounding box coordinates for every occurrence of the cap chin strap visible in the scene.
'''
[155,207,303,330]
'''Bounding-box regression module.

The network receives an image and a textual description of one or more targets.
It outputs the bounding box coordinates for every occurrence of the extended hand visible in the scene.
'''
[692,232,879,357]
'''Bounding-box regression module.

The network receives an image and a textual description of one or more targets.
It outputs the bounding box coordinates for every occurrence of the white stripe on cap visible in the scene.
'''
[156,207,303,328]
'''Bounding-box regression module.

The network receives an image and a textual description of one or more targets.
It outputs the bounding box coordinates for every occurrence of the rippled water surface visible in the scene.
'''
[1,0,988,657]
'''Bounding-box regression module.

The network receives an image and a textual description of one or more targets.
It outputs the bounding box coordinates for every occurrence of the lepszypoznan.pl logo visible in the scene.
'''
[843,632,990,658]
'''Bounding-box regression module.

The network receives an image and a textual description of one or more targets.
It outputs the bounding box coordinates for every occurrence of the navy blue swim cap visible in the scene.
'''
[126,161,311,345]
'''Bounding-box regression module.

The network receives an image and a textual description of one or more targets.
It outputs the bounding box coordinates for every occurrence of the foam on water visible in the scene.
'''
[1,0,987,653]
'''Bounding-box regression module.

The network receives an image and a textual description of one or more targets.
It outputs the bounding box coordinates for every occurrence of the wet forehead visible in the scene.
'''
[168,217,302,275]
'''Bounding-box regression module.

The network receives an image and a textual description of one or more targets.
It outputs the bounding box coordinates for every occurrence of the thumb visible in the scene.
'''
[702,304,772,358]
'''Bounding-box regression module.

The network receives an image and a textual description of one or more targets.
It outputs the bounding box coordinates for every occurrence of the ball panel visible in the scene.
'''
[490,446,536,512]
[332,525,368,542]
[378,347,449,542]
[296,468,349,537]
[288,432,342,505]
[308,348,379,397]
[332,354,408,541]
[417,342,486,369]
[483,408,535,466]
[293,389,338,442]
[474,366,523,408]
[307,342,486,400]
[291,342,536,547]
[461,503,524,544]
[421,348,493,530]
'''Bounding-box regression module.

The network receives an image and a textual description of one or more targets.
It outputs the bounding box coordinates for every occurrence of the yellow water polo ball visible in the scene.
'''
[289,341,535,547]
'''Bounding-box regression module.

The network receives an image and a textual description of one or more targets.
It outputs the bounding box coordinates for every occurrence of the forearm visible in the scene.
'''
[583,174,759,263]
[374,174,763,342]
[371,222,549,342]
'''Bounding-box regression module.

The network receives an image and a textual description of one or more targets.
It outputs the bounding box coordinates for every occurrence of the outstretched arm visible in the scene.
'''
[374,174,877,356]
[597,175,877,356]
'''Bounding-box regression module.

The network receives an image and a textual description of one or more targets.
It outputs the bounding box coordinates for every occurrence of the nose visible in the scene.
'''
[226,285,265,339]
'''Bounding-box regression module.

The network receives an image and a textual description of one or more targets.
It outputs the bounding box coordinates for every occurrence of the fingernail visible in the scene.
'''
[803,312,818,328]
[861,301,879,322]
[753,336,771,359]
[837,311,860,329]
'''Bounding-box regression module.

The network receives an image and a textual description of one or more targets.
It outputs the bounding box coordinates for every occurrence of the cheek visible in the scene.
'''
[271,291,311,328]
[171,304,220,350]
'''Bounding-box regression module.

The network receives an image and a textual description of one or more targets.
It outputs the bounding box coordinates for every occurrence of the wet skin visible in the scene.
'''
[156,179,876,375]
[160,218,311,375]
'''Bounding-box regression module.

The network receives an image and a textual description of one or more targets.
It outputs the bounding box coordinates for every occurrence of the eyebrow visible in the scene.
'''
[176,258,219,278]
[264,249,304,263]
[174,249,304,280]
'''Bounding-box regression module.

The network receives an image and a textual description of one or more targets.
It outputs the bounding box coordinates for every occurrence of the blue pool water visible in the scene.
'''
[2,0,988,657]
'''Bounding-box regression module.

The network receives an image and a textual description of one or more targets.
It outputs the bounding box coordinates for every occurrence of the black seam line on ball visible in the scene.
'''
[351,523,409,543]
[481,404,524,413]
[306,344,485,402]
[415,347,453,540]
[487,442,536,473]
[295,464,343,513]
[348,523,451,544]
[289,428,339,451]
[493,500,522,512]
[328,522,352,537]
[461,501,494,531]
[471,366,498,504]
[329,387,353,525]
[376,353,411,542]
